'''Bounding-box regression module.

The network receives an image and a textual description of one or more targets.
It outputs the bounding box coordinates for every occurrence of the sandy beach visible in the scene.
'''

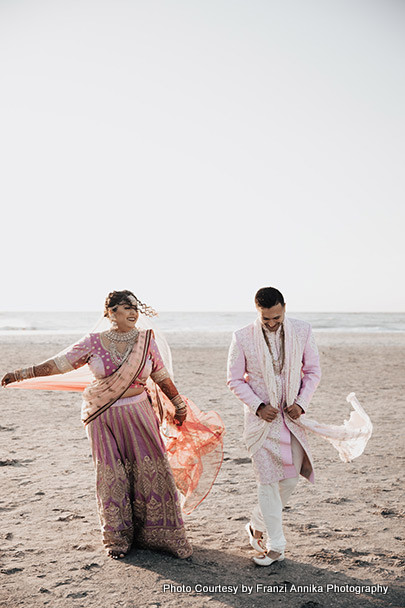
[0,332,404,608]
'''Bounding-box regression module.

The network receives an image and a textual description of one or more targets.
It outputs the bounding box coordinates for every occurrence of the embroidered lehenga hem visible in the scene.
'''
[86,393,192,558]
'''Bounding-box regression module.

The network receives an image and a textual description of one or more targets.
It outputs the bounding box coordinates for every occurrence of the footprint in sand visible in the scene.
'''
[66,592,89,599]
[323,497,350,504]
[380,508,403,518]
[1,567,24,575]
[56,513,85,521]
[0,504,19,513]
[54,579,73,587]
[309,549,340,564]
[353,558,372,567]
[0,459,21,467]
[82,563,101,570]
[340,548,368,557]
[73,544,95,551]
[233,457,251,465]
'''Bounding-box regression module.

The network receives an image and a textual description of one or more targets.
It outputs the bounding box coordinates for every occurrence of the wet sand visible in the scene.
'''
[0,332,404,608]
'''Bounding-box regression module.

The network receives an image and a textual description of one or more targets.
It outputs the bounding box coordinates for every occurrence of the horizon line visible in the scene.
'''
[1,310,404,315]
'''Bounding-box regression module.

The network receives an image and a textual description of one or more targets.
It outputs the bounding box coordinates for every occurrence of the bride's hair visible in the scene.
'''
[104,290,157,318]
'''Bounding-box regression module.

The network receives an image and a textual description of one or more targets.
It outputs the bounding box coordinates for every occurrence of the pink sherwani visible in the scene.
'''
[227,318,321,484]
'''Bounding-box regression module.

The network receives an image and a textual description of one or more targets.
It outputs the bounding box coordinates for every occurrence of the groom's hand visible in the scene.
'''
[284,403,303,420]
[256,403,279,422]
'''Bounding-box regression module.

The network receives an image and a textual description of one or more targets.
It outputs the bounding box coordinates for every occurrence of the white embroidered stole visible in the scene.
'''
[253,316,302,409]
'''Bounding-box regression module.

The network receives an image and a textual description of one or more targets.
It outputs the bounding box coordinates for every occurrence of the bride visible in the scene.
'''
[2,290,224,560]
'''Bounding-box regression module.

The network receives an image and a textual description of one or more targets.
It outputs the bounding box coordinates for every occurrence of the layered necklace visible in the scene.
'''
[104,327,139,367]
[262,325,285,375]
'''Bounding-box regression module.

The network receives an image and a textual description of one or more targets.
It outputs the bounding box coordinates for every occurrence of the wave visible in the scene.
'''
[0,311,404,335]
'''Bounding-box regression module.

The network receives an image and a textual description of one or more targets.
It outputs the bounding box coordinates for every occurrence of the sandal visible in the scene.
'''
[245,523,266,553]
[253,549,284,566]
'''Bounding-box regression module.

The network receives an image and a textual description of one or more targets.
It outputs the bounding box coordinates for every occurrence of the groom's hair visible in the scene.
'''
[255,287,285,309]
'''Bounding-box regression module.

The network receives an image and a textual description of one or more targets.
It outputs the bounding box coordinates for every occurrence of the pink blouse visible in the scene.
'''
[54,333,169,388]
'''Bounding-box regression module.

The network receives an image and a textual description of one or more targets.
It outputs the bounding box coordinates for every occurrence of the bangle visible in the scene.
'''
[171,394,187,412]
[13,367,35,382]
[21,366,35,380]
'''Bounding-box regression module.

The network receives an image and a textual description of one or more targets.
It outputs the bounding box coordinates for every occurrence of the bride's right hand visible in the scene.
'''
[1,372,16,387]
[174,410,187,426]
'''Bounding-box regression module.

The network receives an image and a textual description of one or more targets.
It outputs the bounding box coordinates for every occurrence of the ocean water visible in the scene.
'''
[0,311,404,335]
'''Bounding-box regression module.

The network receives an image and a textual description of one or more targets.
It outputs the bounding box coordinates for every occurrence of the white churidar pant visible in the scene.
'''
[250,434,304,552]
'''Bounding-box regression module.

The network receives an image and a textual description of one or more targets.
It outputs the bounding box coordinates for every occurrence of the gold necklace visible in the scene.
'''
[104,328,139,366]
[105,328,139,343]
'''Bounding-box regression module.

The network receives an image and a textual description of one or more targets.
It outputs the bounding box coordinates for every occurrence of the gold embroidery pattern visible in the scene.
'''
[139,527,192,559]
[103,502,124,530]
[93,453,191,557]
[102,527,133,552]
[53,354,74,373]
[150,367,170,383]
[132,452,190,556]
[133,496,146,521]
[144,495,162,525]
[93,459,133,552]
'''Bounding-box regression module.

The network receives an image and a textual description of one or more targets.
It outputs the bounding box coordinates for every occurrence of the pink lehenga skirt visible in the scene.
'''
[85,392,192,558]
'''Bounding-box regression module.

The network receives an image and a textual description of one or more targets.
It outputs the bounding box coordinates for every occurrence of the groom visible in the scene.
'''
[227,287,321,565]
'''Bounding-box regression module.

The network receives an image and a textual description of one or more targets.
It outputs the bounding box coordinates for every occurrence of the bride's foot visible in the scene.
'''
[107,549,126,559]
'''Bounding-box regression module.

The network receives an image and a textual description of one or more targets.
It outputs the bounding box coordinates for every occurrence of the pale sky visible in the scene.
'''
[1,0,404,312]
